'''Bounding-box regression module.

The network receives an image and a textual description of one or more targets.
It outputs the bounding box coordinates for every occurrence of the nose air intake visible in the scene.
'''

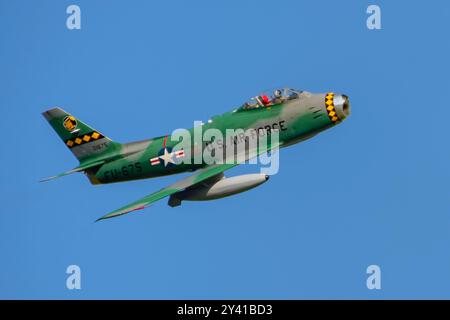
[325,93,351,124]
[338,94,351,118]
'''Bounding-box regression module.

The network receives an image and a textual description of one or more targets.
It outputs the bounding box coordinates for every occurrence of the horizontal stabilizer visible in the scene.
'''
[39,160,105,182]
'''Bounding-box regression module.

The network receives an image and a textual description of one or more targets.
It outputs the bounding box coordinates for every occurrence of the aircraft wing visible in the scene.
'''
[96,163,238,221]
[96,141,282,222]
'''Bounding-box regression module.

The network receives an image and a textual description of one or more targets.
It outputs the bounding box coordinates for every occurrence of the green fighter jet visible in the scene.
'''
[41,89,350,221]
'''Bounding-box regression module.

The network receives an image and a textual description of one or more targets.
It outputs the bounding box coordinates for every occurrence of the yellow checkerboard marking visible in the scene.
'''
[325,92,340,124]
[65,131,105,149]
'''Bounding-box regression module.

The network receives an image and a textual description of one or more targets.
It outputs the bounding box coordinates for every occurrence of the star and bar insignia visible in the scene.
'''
[150,148,185,167]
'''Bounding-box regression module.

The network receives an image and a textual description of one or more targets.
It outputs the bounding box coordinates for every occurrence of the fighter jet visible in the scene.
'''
[41,89,350,221]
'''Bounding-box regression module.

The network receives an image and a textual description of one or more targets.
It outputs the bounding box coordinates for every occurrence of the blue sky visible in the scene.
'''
[1,0,450,299]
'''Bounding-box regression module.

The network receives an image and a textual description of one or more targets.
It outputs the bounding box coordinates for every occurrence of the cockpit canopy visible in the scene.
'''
[237,88,305,111]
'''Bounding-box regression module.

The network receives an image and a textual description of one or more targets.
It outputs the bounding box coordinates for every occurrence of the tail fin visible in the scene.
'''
[42,107,120,163]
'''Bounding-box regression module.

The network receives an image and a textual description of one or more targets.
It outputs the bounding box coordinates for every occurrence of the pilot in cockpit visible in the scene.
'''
[261,95,270,106]
[272,89,283,104]
[241,88,294,110]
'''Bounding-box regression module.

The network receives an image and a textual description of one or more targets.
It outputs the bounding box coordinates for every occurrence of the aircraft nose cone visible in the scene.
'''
[333,94,351,120]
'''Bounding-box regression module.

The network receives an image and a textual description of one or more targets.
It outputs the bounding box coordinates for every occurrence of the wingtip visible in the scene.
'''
[95,205,149,223]
[94,213,122,223]
[95,210,128,223]
[95,214,118,222]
